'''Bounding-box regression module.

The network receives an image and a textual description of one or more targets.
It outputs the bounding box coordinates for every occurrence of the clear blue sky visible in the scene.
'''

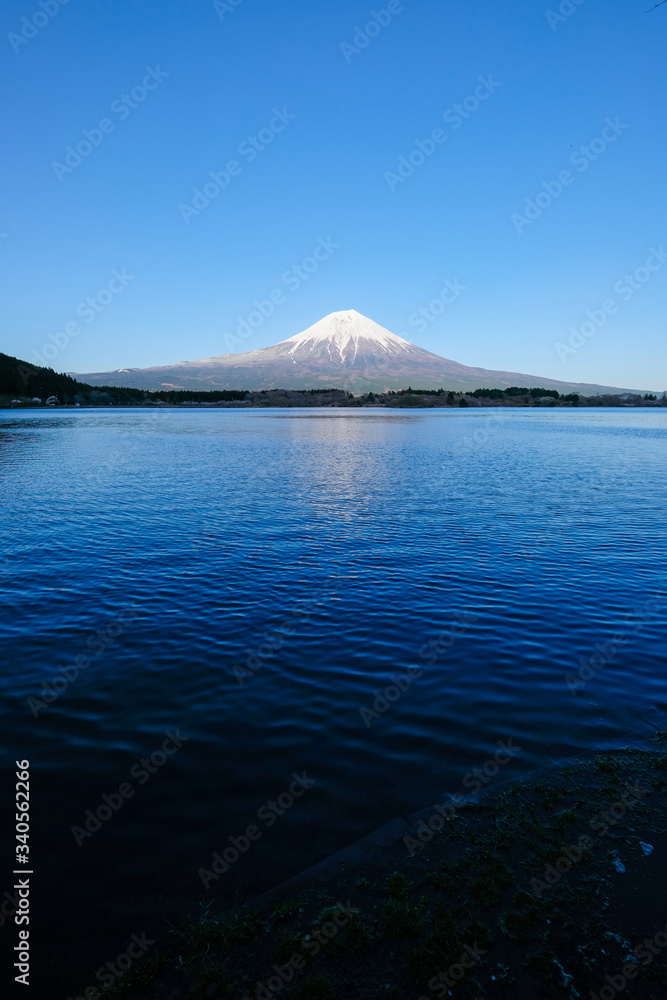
[2,0,665,389]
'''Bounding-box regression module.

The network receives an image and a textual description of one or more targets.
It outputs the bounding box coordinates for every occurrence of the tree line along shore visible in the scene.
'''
[1,352,665,409]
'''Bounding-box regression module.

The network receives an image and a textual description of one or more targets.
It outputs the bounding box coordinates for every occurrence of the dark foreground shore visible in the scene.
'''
[83,742,667,1000]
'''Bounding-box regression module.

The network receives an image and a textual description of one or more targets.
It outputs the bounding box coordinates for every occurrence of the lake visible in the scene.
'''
[1,407,666,996]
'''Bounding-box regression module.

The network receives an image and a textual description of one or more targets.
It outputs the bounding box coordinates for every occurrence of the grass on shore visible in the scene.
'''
[94,745,667,1000]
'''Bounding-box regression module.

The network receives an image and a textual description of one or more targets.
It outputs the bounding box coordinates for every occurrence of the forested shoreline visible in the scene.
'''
[1,352,664,409]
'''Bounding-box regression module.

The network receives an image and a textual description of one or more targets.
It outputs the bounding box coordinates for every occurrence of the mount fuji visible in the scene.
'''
[72,310,637,395]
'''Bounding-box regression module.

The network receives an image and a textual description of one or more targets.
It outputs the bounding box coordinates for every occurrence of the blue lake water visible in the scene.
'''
[1,407,666,996]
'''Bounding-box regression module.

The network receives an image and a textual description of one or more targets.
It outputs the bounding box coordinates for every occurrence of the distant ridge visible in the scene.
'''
[72,309,647,395]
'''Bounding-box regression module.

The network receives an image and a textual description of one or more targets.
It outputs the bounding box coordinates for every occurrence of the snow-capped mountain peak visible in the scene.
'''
[282,310,412,363]
[71,309,637,397]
